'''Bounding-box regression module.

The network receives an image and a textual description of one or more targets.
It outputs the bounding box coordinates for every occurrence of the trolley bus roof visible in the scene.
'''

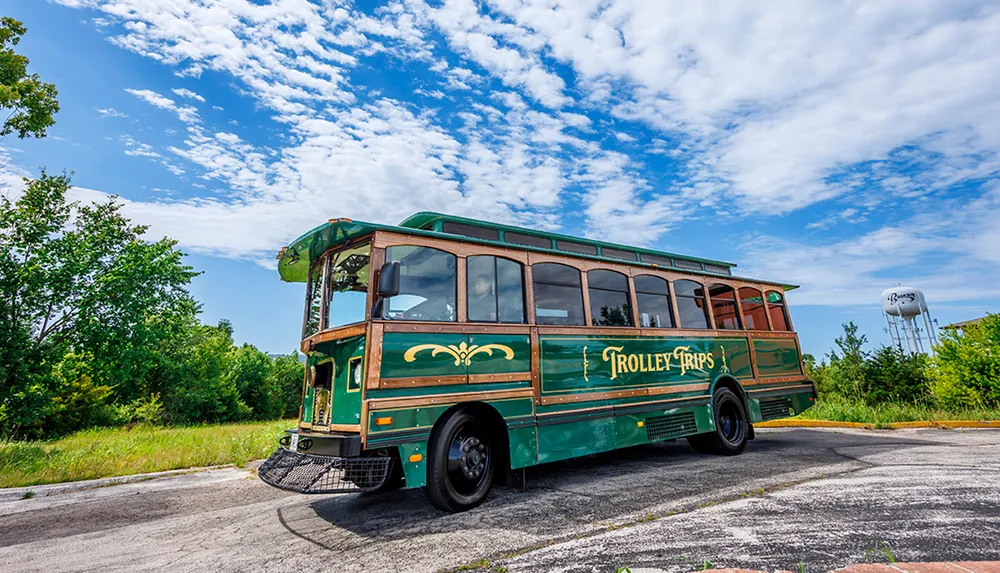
[276,212,797,291]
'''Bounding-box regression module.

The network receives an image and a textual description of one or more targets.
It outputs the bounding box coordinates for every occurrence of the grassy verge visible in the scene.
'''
[799,394,1000,427]
[0,419,293,489]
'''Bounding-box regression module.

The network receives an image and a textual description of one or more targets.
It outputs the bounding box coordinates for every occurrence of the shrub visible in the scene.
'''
[862,346,930,405]
[929,314,1000,409]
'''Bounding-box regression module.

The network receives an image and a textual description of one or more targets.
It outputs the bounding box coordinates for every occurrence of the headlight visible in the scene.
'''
[349,357,363,391]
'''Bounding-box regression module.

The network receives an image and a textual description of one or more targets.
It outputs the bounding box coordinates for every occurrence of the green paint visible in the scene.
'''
[369,397,534,434]
[396,441,428,488]
[380,332,469,378]
[539,335,753,394]
[753,338,803,378]
[310,335,366,426]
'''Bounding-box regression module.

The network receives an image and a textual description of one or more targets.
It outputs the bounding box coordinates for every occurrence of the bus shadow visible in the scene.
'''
[289,428,933,545]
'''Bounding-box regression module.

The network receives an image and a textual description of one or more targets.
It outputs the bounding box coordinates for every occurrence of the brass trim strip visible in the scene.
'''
[379,374,467,389]
[539,384,710,405]
[301,323,367,352]
[469,372,531,384]
[368,388,534,410]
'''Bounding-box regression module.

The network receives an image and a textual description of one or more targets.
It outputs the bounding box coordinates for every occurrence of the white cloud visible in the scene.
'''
[44,0,1000,307]
[96,107,128,118]
[126,88,199,124]
[171,88,205,102]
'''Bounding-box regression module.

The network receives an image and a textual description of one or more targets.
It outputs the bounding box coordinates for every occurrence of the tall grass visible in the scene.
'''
[801,394,1000,427]
[0,419,293,489]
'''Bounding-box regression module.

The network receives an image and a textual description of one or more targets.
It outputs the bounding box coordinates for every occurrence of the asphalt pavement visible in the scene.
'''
[1,428,999,573]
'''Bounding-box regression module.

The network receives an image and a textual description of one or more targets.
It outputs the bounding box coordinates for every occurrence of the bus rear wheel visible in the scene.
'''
[426,408,495,512]
[687,387,748,456]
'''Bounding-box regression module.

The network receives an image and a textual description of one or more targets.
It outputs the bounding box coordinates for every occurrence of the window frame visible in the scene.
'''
[530,261,587,326]
[673,278,711,330]
[765,289,792,332]
[708,283,743,331]
[466,255,527,324]
[738,286,769,331]
[633,274,675,329]
[587,269,634,327]
[381,243,459,323]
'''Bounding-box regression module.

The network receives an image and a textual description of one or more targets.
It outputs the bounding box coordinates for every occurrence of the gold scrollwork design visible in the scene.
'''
[403,341,515,366]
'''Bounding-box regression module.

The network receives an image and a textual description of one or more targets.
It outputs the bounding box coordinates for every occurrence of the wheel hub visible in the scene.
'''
[458,437,487,479]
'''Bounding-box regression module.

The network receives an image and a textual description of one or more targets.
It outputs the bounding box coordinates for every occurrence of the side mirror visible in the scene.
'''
[377,261,400,298]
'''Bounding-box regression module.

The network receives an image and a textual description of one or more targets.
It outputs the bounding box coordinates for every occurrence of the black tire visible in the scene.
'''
[426,408,495,512]
[686,387,749,456]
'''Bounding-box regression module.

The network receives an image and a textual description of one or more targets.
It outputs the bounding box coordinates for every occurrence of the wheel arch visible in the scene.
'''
[427,401,512,478]
[709,374,754,439]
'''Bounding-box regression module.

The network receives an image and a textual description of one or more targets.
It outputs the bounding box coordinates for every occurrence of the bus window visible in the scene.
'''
[766,290,791,331]
[467,256,525,323]
[532,263,585,326]
[588,270,632,327]
[634,275,674,328]
[709,284,742,330]
[674,280,709,329]
[383,245,457,322]
[739,287,768,331]
[302,258,324,339]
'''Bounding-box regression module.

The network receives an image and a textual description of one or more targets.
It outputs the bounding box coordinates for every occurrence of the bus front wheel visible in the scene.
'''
[687,387,748,456]
[426,407,495,512]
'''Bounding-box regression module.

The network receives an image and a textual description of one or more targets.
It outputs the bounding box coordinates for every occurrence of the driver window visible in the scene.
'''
[384,245,457,322]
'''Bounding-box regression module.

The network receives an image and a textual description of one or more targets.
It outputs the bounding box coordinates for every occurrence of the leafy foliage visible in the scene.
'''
[0,18,59,139]
[930,314,1000,408]
[0,172,304,438]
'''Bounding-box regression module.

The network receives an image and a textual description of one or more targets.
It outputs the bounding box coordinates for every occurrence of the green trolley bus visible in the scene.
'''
[258,212,815,512]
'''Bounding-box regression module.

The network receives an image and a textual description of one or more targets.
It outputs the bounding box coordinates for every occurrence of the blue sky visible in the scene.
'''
[3,0,999,359]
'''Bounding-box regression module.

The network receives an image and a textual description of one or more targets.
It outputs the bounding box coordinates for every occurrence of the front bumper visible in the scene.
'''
[258,447,393,494]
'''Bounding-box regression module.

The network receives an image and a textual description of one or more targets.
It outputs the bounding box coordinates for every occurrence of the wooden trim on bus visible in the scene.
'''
[379,374,468,389]
[365,322,384,390]
[530,327,542,405]
[301,323,368,353]
[469,372,532,384]
[524,264,536,326]
[539,383,710,405]
[379,322,531,334]
[456,254,468,323]
[367,387,534,410]
[328,423,362,433]
[626,274,641,328]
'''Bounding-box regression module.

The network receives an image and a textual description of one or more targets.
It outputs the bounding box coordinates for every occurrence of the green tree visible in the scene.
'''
[271,352,305,419]
[929,314,1000,409]
[826,321,868,399]
[862,346,930,405]
[150,319,246,424]
[229,343,280,420]
[0,17,59,140]
[0,172,198,438]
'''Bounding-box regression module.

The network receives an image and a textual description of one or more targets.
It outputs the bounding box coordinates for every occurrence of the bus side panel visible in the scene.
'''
[614,403,714,448]
[537,417,616,464]
[752,338,803,378]
[538,335,753,397]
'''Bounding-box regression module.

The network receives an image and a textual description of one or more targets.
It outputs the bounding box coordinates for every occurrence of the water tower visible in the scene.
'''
[881,286,937,355]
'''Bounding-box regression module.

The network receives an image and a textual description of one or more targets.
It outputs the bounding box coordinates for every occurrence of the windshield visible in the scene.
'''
[302,241,371,340]
[325,242,370,327]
